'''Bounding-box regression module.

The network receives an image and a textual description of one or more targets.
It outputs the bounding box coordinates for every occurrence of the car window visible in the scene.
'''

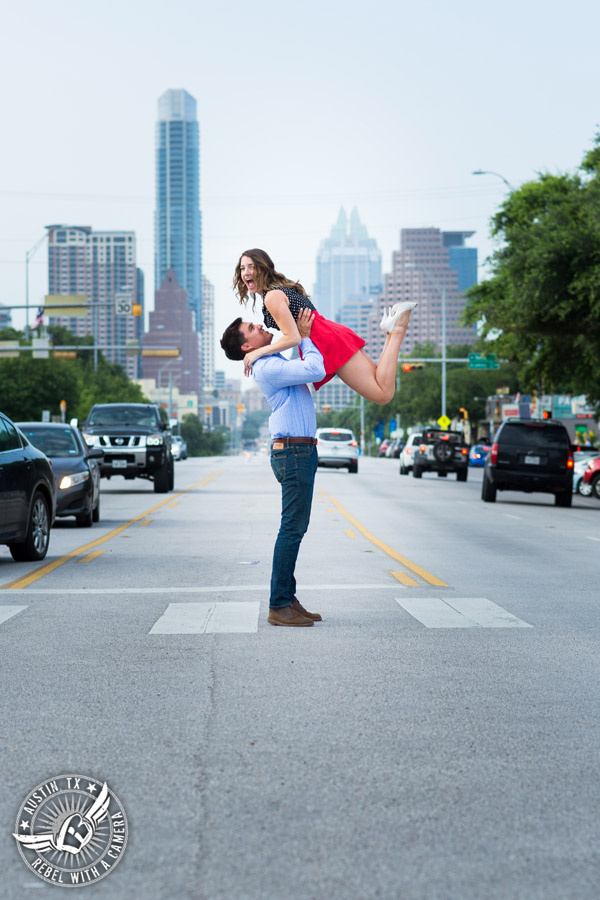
[88,407,158,428]
[500,424,569,449]
[0,416,22,452]
[21,427,80,458]
[318,431,354,442]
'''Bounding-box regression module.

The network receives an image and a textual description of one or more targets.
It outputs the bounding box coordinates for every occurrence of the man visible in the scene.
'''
[220,310,325,626]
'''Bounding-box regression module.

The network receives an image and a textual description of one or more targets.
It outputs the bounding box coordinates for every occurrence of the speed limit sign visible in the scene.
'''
[115,292,133,315]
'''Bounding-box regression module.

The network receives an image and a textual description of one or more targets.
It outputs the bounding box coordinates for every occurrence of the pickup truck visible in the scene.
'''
[80,403,174,493]
[412,428,469,481]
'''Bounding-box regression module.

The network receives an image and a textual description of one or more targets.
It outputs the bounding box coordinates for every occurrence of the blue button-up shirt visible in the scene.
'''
[252,339,326,438]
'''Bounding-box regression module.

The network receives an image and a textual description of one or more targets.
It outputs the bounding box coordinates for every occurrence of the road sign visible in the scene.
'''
[437,415,451,430]
[486,353,499,369]
[468,354,488,369]
[115,292,133,315]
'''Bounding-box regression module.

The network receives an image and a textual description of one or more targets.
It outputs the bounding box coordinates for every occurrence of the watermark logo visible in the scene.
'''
[13,774,128,887]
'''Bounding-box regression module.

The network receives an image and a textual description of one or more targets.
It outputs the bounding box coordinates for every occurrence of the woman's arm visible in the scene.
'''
[243,290,301,375]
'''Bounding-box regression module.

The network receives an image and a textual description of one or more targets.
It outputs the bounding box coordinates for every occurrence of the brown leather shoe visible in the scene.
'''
[291,599,322,621]
[268,605,314,627]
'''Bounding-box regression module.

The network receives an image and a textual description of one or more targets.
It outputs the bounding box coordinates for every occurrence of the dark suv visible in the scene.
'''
[412,428,469,481]
[482,418,573,506]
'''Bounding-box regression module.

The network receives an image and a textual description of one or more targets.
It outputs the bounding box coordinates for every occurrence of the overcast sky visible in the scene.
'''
[2,0,599,380]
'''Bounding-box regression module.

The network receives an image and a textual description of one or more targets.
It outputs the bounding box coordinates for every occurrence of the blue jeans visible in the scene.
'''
[269,445,318,609]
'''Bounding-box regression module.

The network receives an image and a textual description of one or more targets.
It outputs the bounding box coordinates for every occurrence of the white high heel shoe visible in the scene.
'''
[379,301,418,333]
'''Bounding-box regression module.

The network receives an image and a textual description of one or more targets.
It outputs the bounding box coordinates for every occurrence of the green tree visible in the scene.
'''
[463,135,600,408]
[0,357,82,420]
[180,414,226,456]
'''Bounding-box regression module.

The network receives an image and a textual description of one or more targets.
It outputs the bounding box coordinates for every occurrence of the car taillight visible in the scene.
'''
[461,447,468,455]
[349,441,358,447]
[419,445,426,452]
[567,449,574,469]
[491,443,498,464]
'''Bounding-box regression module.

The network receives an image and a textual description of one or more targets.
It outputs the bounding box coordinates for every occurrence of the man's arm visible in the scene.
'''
[254,341,326,388]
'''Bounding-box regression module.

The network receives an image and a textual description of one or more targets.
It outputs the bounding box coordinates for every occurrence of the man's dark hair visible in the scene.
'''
[220,317,246,361]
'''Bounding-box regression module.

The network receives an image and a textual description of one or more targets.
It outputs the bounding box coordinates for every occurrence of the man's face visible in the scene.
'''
[239,322,273,353]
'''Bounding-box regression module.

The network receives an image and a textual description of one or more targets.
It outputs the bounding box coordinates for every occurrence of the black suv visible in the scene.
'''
[482,418,573,506]
[412,428,469,481]
[80,403,174,493]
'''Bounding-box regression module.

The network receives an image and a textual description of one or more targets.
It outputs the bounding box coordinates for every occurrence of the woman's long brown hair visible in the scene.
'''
[233,249,308,310]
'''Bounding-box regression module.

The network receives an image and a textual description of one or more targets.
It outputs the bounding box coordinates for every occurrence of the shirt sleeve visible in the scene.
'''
[254,339,326,388]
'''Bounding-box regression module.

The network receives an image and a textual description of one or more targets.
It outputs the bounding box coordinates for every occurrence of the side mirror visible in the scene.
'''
[87,447,104,459]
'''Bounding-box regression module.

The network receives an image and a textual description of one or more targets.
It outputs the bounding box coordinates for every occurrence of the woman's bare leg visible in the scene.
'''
[336,316,410,405]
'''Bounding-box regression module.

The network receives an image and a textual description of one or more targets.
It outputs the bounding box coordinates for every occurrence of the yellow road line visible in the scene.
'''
[319,489,448,587]
[1,471,224,590]
[75,550,106,564]
[168,499,181,508]
[345,529,357,539]
[390,570,420,587]
[138,518,153,526]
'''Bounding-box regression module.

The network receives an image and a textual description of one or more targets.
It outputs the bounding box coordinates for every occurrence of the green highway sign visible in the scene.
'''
[469,353,499,370]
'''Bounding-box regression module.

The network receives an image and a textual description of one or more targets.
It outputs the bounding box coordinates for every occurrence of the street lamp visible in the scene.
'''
[472,169,515,191]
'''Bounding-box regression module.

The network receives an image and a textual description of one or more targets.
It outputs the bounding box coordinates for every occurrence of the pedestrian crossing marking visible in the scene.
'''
[390,570,420,587]
[396,597,533,628]
[0,606,27,626]
[149,602,260,634]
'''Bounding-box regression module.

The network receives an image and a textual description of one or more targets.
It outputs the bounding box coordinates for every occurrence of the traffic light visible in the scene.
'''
[401,362,425,373]
[459,407,469,420]
[542,409,552,420]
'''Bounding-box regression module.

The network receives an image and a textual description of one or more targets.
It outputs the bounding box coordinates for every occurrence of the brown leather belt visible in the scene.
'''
[272,436,317,449]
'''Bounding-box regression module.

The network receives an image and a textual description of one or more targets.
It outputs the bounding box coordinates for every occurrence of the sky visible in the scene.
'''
[1,0,599,381]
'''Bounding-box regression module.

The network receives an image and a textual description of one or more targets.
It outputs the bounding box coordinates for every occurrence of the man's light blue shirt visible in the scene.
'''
[252,338,326,438]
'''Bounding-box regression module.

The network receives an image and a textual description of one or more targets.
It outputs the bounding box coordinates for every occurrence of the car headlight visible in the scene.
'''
[147,434,164,446]
[82,433,100,447]
[59,471,90,490]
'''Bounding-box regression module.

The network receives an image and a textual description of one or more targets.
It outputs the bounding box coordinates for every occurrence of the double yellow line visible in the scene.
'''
[1,471,224,590]
[319,489,447,587]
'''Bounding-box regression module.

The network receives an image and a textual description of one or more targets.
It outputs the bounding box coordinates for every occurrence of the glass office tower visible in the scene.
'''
[155,89,202,330]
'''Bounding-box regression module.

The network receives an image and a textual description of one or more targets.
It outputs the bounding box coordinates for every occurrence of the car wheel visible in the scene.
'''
[154,458,171,493]
[348,460,358,474]
[555,491,572,507]
[456,469,468,482]
[578,479,593,497]
[399,463,408,475]
[481,473,496,502]
[413,464,422,479]
[76,505,94,527]
[592,475,600,500]
[92,494,100,523]
[169,459,175,491]
[9,492,51,561]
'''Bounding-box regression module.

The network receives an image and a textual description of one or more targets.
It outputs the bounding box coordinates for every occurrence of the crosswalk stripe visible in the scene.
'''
[396,597,533,628]
[149,602,260,634]
[0,606,27,626]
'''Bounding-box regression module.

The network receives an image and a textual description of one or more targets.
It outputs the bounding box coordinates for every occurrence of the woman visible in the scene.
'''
[233,248,416,405]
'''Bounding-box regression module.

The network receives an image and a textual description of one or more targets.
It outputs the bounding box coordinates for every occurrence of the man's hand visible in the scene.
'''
[243,349,260,377]
[297,309,315,338]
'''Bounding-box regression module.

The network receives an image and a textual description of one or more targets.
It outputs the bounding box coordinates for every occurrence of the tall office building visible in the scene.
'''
[142,269,200,397]
[155,89,202,332]
[200,275,215,392]
[313,207,382,322]
[46,224,143,379]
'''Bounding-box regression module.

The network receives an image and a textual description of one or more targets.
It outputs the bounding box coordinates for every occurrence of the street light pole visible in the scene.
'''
[441,283,447,418]
[472,169,515,191]
[25,233,49,341]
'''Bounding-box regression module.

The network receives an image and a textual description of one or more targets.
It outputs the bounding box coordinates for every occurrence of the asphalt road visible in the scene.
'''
[1,454,599,900]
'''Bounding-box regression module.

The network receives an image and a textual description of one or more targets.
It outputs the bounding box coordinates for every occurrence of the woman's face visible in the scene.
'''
[240,255,258,293]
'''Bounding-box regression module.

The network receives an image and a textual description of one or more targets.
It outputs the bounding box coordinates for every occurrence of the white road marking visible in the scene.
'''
[396,597,533,628]
[149,602,260,634]
[0,605,27,625]
[586,536,600,543]
[504,514,523,520]
[0,583,408,595]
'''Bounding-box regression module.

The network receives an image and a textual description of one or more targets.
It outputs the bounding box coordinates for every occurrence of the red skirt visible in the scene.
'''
[305,312,366,390]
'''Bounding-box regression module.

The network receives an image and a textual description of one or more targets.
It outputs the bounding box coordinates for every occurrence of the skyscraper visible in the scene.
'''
[155,89,202,331]
[313,207,382,322]
[200,274,215,392]
[142,269,200,396]
[46,224,143,379]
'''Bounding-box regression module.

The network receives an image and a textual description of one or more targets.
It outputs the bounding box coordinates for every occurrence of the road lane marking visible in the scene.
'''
[504,514,522,520]
[345,529,357,539]
[149,602,260,634]
[138,518,153,526]
[75,550,105,563]
[319,489,448,587]
[396,597,533,628]
[390,570,420,587]
[0,605,27,625]
[0,583,408,595]
[586,536,600,542]
[0,470,225,590]
[168,499,181,507]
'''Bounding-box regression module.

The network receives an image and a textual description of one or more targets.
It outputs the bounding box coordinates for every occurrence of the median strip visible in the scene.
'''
[1,470,224,590]
[319,489,448,587]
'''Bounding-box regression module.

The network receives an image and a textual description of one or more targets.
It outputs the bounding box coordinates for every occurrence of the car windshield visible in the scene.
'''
[88,407,158,428]
[22,427,80,458]
[501,424,570,449]
[319,431,354,442]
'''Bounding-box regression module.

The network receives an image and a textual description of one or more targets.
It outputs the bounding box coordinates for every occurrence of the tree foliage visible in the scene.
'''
[180,414,226,456]
[463,135,600,407]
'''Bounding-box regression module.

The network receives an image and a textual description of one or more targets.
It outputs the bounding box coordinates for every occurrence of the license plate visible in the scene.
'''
[524,455,540,465]
[112,459,127,469]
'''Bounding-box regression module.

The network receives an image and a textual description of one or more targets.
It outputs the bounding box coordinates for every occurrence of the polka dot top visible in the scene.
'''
[262,286,316,331]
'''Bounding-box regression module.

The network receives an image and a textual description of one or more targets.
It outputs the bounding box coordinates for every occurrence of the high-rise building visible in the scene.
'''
[46,224,143,379]
[0,304,12,329]
[142,269,200,398]
[313,207,382,322]
[200,275,215,392]
[372,228,478,358]
[155,89,202,332]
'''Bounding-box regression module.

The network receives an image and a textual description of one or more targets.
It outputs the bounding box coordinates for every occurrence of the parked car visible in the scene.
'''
[412,428,469,481]
[316,428,359,473]
[572,451,600,495]
[581,456,600,499]
[482,418,573,506]
[469,443,491,467]
[0,411,56,561]
[378,439,392,458]
[171,435,188,461]
[385,438,405,458]
[17,423,103,526]
[399,433,422,475]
